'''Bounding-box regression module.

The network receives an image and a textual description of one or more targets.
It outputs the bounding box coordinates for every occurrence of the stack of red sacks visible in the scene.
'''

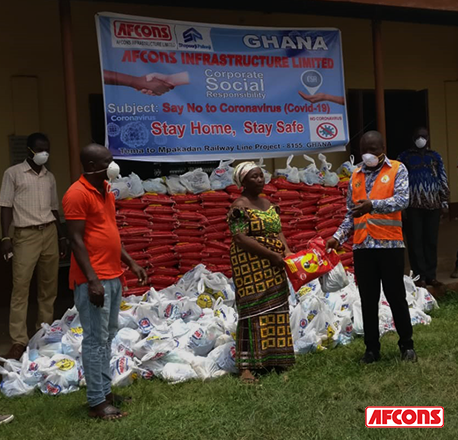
[200,190,232,278]
[173,193,205,274]
[115,174,356,296]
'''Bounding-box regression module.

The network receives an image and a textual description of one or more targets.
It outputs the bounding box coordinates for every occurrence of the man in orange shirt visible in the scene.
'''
[63,144,146,420]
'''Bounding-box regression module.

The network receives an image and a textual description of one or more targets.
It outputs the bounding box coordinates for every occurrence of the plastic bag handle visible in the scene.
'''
[286,155,294,168]
[303,154,316,165]
[349,155,355,166]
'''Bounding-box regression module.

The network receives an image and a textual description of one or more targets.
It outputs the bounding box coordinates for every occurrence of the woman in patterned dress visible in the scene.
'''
[228,162,295,384]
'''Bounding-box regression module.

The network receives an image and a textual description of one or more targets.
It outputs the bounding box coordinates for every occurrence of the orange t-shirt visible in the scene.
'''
[63,176,122,288]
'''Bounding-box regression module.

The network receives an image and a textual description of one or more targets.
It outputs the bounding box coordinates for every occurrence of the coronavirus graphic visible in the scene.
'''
[154,135,168,146]
[120,122,149,147]
[106,122,121,137]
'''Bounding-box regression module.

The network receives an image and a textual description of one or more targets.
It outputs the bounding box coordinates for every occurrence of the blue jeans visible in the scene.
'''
[74,278,122,407]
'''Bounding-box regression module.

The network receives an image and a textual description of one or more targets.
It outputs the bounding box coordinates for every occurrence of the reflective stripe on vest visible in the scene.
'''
[352,161,404,244]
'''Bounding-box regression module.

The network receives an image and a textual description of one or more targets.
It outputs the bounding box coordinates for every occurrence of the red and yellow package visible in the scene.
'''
[284,237,340,291]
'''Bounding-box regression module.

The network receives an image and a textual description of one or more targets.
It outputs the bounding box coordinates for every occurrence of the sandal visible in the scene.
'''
[88,403,127,421]
[240,370,259,384]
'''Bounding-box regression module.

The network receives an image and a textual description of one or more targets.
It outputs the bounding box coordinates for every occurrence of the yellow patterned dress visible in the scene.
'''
[228,205,295,371]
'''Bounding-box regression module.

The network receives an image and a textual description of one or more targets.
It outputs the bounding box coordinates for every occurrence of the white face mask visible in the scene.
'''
[85,161,120,181]
[362,153,381,168]
[415,137,428,149]
[29,149,49,166]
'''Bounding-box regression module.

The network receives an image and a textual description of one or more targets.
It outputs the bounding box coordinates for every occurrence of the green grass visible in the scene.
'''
[1,292,458,440]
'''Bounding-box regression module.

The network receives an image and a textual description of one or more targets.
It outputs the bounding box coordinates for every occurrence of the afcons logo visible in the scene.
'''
[366,407,444,428]
[183,28,203,43]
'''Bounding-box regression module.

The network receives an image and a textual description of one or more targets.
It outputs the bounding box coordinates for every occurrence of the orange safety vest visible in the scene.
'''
[351,160,404,244]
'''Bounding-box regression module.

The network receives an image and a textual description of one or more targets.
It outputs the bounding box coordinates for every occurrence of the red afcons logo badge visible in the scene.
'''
[366,407,444,428]
[113,21,172,41]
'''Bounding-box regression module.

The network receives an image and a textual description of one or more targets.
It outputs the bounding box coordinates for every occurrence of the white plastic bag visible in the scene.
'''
[132,333,177,362]
[320,262,349,293]
[210,159,234,190]
[161,363,198,384]
[127,172,145,198]
[142,177,167,194]
[275,155,300,183]
[111,328,142,358]
[0,368,35,397]
[207,342,237,373]
[110,355,138,387]
[166,176,187,195]
[299,154,324,185]
[257,158,272,184]
[336,155,357,178]
[110,177,130,200]
[179,168,211,194]
[318,153,339,187]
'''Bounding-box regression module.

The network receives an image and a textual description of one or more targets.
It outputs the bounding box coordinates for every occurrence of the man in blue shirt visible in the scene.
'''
[398,127,449,288]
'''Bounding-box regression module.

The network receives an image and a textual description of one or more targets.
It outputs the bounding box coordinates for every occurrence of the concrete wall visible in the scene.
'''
[1,1,457,203]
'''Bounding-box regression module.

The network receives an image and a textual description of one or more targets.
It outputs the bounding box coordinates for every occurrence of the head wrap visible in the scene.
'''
[233,162,260,188]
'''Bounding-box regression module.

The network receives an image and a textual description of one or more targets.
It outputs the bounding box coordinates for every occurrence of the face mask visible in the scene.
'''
[415,137,427,149]
[29,148,49,166]
[85,161,120,181]
[362,153,383,168]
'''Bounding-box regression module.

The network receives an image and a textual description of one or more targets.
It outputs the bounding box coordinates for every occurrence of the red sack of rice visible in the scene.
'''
[121,237,152,245]
[276,200,299,208]
[174,243,205,253]
[123,287,150,297]
[179,265,197,274]
[172,194,200,204]
[150,260,179,268]
[271,190,300,200]
[301,184,326,194]
[118,227,150,237]
[152,267,181,277]
[201,202,231,210]
[296,199,320,210]
[225,185,242,194]
[177,212,206,222]
[200,191,231,202]
[281,207,303,216]
[123,242,150,253]
[146,214,177,223]
[284,237,341,290]
[206,232,228,241]
[144,238,178,246]
[205,223,229,234]
[141,194,174,205]
[202,247,226,257]
[120,218,152,228]
[146,245,174,255]
[300,206,319,216]
[321,187,342,196]
[175,237,206,244]
[117,210,150,219]
[318,227,339,240]
[175,229,205,237]
[271,178,304,191]
[152,223,178,231]
[316,218,342,230]
[147,232,178,240]
[201,208,228,217]
[144,206,176,215]
[175,203,202,212]
[203,257,230,266]
[317,195,346,206]
[115,199,147,210]
[149,276,178,287]
[263,183,278,194]
[206,216,227,225]
[205,241,230,251]
[290,230,318,241]
[149,253,178,265]
[317,204,343,216]
[180,258,203,267]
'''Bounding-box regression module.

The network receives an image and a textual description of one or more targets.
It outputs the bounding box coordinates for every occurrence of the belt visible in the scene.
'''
[16,222,55,231]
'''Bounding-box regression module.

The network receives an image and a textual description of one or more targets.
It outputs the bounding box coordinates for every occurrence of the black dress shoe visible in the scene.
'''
[401,349,418,362]
[426,279,443,288]
[360,351,380,364]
